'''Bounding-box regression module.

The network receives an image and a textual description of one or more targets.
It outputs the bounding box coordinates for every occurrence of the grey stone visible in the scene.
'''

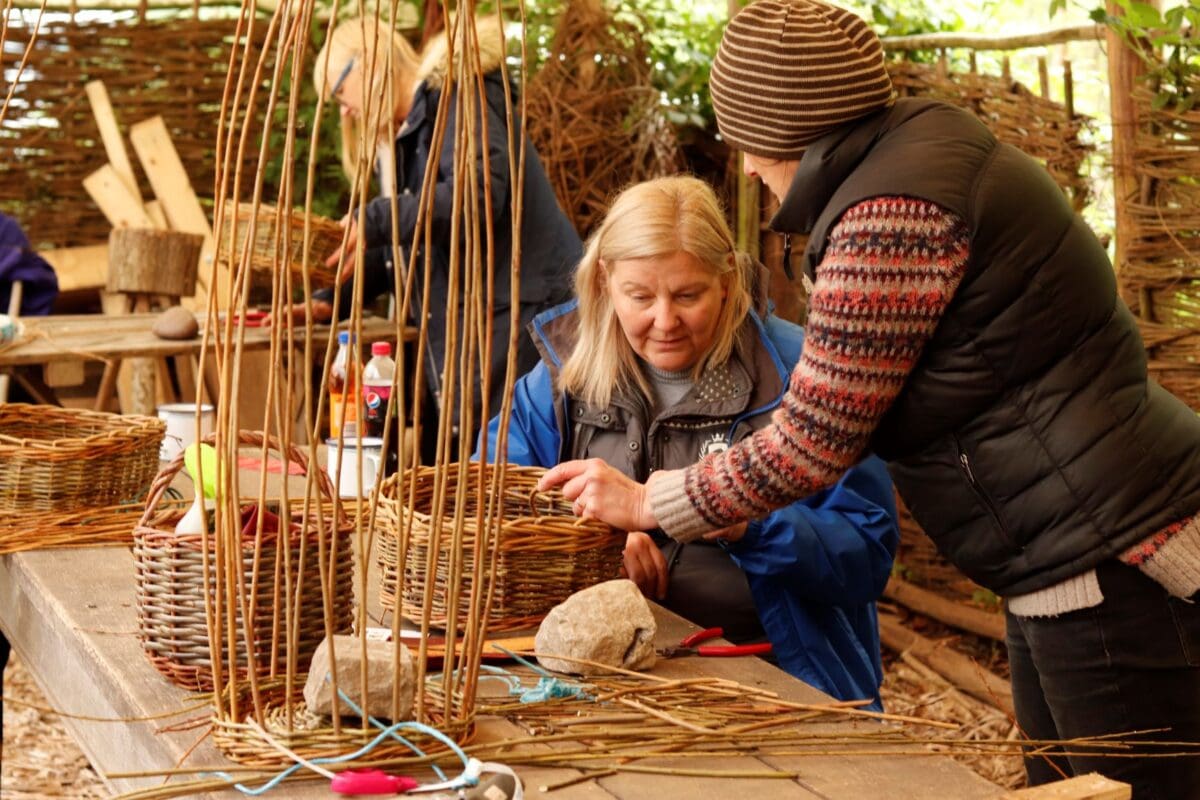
[151,305,199,340]
[534,579,657,675]
[303,635,414,720]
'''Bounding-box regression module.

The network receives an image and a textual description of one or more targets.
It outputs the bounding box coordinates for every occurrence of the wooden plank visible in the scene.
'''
[84,80,143,205]
[42,359,85,388]
[1000,774,1130,800]
[39,244,108,293]
[83,164,155,230]
[128,116,226,309]
[0,314,409,368]
[144,200,168,229]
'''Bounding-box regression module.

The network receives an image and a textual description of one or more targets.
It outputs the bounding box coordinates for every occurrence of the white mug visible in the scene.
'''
[158,403,216,462]
[325,436,384,498]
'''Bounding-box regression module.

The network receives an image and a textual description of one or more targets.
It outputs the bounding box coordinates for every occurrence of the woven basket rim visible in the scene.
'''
[0,403,164,451]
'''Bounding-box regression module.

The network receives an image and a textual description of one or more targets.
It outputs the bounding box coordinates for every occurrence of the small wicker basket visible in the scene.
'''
[0,404,164,513]
[216,202,344,288]
[376,463,624,633]
[133,431,355,692]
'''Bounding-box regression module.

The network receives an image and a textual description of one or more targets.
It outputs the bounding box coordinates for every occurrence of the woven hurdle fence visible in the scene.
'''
[1,13,270,249]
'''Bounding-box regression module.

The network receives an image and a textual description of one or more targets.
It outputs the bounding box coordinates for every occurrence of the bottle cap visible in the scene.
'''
[371,341,392,357]
[338,330,351,345]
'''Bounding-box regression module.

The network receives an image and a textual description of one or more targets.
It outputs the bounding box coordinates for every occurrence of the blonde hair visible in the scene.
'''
[558,175,755,408]
[314,17,420,177]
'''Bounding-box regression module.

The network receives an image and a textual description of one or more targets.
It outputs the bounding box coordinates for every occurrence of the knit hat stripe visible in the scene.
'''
[709,0,895,159]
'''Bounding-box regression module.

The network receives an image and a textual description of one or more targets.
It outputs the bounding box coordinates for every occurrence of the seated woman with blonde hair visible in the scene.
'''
[482,175,898,707]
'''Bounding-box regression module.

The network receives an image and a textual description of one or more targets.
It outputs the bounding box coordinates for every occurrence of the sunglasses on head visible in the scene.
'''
[329,57,355,98]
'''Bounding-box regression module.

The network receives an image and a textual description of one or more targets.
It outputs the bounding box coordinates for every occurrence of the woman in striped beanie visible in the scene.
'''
[542,1,1200,796]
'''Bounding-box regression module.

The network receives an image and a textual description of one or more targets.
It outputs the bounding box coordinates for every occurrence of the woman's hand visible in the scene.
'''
[326,214,360,283]
[538,459,658,531]
[262,299,333,327]
[620,531,669,600]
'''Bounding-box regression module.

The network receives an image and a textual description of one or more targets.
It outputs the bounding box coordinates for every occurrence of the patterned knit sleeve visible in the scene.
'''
[651,197,970,540]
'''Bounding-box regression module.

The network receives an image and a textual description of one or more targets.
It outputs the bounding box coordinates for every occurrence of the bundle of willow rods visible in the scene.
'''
[105,665,1200,800]
[193,0,531,760]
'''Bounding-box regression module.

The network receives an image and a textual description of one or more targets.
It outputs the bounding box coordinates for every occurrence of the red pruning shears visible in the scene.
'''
[658,627,773,659]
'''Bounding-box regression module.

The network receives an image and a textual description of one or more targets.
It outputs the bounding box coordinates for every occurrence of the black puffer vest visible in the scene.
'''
[777,98,1200,596]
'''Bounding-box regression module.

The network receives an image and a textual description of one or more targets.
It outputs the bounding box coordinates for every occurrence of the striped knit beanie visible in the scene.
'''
[710,0,894,159]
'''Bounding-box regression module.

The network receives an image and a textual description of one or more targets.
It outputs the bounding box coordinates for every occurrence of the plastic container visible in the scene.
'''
[329,331,358,439]
[361,341,396,440]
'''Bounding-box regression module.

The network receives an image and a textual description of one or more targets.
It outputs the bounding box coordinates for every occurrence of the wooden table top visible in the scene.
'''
[0,456,1004,799]
[0,314,413,368]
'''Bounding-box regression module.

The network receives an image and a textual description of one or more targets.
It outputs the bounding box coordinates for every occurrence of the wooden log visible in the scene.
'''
[999,773,1130,800]
[883,576,1007,642]
[129,115,227,309]
[878,613,1014,716]
[107,228,202,297]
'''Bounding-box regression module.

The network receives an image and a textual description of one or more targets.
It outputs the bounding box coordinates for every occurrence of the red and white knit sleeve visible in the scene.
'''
[650,197,970,539]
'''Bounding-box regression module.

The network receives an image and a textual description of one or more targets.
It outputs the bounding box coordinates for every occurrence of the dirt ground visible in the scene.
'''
[1,656,107,799]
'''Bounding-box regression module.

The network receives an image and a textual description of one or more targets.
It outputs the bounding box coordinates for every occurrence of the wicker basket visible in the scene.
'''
[217,202,343,288]
[133,431,355,692]
[376,463,623,633]
[0,404,164,513]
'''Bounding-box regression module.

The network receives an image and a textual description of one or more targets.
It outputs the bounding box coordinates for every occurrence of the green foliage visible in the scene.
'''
[1086,0,1200,112]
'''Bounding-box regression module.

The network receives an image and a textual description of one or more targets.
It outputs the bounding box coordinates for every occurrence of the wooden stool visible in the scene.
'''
[96,228,203,414]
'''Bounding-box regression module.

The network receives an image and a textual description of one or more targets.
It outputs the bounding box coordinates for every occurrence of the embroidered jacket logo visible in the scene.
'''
[699,433,728,458]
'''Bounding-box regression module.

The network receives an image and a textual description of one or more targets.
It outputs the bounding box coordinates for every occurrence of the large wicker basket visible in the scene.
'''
[376,463,624,633]
[216,202,343,288]
[0,404,164,513]
[133,431,355,692]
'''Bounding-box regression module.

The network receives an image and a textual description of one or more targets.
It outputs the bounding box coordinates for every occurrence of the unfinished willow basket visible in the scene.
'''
[0,404,164,513]
[216,201,343,288]
[132,431,354,691]
[211,677,469,767]
[377,464,623,633]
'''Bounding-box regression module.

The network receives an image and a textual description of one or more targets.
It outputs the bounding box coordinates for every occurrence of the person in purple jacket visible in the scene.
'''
[0,212,58,317]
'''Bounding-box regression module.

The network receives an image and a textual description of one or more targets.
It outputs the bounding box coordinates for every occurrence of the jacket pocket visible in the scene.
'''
[953,436,1020,554]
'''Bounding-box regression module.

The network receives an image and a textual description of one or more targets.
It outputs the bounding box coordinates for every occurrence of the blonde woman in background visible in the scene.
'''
[293,15,580,460]
[482,176,899,708]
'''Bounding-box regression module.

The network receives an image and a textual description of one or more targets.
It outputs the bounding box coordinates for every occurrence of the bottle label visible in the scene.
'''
[363,383,392,437]
[330,391,357,438]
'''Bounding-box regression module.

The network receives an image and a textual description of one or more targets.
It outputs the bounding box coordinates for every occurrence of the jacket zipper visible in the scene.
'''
[954,438,1020,552]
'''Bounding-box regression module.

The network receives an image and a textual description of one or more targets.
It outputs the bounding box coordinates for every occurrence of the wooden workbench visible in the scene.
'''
[0,313,414,414]
[0,313,411,368]
[0,550,1006,798]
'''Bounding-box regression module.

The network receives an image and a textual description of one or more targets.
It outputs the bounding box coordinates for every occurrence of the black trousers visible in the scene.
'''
[1007,559,1200,799]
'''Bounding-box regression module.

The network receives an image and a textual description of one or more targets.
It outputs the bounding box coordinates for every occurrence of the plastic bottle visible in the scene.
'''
[329,331,358,439]
[361,341,396,440]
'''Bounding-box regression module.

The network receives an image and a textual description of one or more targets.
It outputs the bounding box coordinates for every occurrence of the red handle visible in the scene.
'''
[680,627,724,648]
[695,642,774,657]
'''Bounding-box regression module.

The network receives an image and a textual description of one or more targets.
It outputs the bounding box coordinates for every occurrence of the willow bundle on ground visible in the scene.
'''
[525,0,681,236]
